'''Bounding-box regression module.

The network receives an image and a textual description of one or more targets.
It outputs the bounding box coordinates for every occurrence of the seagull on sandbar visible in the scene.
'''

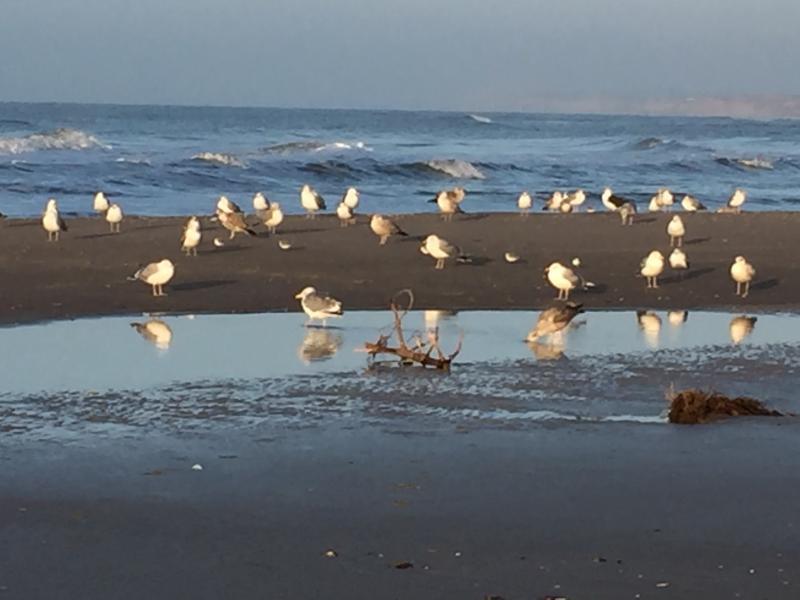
[342,187,360,210]
[370,214,407,245]
[641,250,665,288]
[129,259,175,296]
[181,216,202,256]
[601,187,633,212]
[216,195,243,215]
[253,192,270,219]
[93,191,110,214]
[526,302,584,343]
[517,191,532,216]
[681,195,706,212]
[42,198,67,241]
[543,191,566,212]
[658,188,675,211]
[106,203,123,233]
[544,262,580,300]
[669,248,689,276]
[619,201,636,225]
[300,184,325,218]
[295,286,343,327]
[130,319,173,350]
[567,189,586,211]
[730,315,757,344]
[336,201,356,227]
[730,255,755,298]
[420,234,468,269]
[262,202,284,235]
[431,189,464,221]
[727,188,747,213]
[667,215,685,247]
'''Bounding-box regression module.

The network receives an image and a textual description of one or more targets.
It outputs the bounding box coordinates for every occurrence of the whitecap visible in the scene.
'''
[262,140,372,154]
[115,157,152,166]
[736,157,774,170]
[0,128,109,155]
[314,141,373,152]
[191,152,247,168]
[425,159,486,180]
[468,114,493,124]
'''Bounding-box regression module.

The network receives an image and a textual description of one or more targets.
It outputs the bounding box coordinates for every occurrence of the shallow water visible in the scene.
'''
[1,310,798,438]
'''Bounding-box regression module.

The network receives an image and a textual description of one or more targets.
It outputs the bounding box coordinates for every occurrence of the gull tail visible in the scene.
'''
[244,227,257,236]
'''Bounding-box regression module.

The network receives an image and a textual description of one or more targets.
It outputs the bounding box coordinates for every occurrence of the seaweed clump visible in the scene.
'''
[668,389,783,424]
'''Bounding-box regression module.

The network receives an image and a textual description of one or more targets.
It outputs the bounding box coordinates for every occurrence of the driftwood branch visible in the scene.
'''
[363,289,462,370]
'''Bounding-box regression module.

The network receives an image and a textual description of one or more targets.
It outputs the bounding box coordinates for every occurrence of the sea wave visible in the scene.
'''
[115,157,152,166]
[633,137,664,150]
[468,114,493,124]
[420,159,486,179]
[0,128,108,154]
[191,152,247,168]
[262,140,372,154]
[715,157,775,170]
[298,160,369,177]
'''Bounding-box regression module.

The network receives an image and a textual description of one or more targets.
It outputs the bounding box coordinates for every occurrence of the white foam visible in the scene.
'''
[468,114,493,124]
[191,152,247,168]
[736,157,774,170]
[115,157,152,166]
[0,128,108,154]
[425,159,486,180]
[314,141,373,152]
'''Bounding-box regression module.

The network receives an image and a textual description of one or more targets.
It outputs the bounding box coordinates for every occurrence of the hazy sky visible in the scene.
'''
[2,0,798,111]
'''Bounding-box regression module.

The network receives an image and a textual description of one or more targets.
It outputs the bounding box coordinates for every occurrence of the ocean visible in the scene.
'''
[1,102,799,217]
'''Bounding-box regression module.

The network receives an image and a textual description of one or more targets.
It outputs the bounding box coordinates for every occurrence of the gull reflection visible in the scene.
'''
[130,319,173,350]
[527,340,565,361]
[636,310,662,349]
[668,310,688,327]
[730,315,757,345]
[298,328,343,365]
[424,309,458,332]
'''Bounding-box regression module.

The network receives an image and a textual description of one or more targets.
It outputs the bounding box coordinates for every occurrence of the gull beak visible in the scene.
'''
[294,292,303,299]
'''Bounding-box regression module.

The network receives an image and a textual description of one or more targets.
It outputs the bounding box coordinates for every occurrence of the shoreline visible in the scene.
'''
[1,211,798,324]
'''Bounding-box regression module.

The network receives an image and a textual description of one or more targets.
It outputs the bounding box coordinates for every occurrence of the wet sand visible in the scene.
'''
[2,421,799,599]
[1,211,798,324]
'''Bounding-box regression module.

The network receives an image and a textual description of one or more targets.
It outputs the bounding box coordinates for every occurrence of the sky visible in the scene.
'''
[1,0,799,112]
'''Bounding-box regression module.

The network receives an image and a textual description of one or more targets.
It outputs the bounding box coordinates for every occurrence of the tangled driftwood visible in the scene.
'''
[668,389,783,424]
[363,289,462,370]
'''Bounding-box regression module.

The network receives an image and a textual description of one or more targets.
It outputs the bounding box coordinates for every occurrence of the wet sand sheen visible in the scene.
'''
[0,211,798,324]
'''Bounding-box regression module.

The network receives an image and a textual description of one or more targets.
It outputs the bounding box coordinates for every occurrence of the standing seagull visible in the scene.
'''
[727,188,747,213]
[543,191,566,212]
[106,203,123,233]
[419,234,467,269]
[253,192,270,219]
[42,198,67,241]
[641,250,665,288]
[336,201,356,227]
[370,214,407,245]
[619,202,636,225]
[567,189,586,211]
[544,262,580,300]
[93,191,110,214]
[658,188,675,211]
[216,195,243,215]
[342,187,360,210]
[730,256,756,298]
[216,207,256,239]
[526,302,584,343]
[667,215,685,247]
[294,286,343,327]
[263,202,284,235]
[181,216,202,256]
[432,190,464,221]
[669,248,689,276]
[517,191,532,216]
[681,195,707,212]
[129,259,175,296]
[601,187,632,212]
[300,184,325,218]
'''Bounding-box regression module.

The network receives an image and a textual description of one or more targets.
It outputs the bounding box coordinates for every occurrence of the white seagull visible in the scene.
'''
[526,302,584,343]
[93,191,110,214]
[420,234,467,269]
[336,201,356,227]
[370,214,407,245]
[106,203,123,233]
[669,248,689,273]
[601,187,633,212]
[543,191,566,212]
[253,192,270,218]
[667,215,685,247]
[130,259,175,296]
[641,250,665,288]
[181,216,202,256]
[619,201,636,225]
[294,286,343,327]
[727,188,747,213]
[567,189,586,211]
[730,256,756,298]
[544,262,580,300]
[263,202,284,234]
[681,195,706,212]
[216,195,243,215]
[300,184,325,218]
[342,187,360,210]
[432,189,464,221]
[517,191,532,216]
[42,198,67,241]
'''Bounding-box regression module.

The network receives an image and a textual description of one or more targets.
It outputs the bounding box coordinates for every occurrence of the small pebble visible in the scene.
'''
[655,581,670,588]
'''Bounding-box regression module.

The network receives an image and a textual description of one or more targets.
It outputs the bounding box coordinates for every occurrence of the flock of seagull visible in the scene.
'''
[32,182,760,343]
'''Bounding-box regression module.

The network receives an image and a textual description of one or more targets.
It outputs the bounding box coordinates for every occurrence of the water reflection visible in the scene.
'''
[527,341,565,361]
[730,315,757,345]
[668,310,688,326]
[424,309,458,332]
[130,319,173,350]
[636,311,662,349]
[297,328,343,364]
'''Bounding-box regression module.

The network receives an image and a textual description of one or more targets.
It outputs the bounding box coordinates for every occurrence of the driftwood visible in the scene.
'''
[668,389,783,424]
[363,289,462,370]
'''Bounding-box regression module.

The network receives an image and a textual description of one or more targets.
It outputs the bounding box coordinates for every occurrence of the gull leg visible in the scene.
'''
[653,277,659,288]
[229,230,235,240]
[55,231,60,242]
[152,285,158,297]
[743,281,750,298]
[736,282,741,296]
[193,247,198,256]
[380,236,387,246]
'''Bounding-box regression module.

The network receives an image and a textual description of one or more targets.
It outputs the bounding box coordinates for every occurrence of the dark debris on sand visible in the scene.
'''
[668,389,783,424]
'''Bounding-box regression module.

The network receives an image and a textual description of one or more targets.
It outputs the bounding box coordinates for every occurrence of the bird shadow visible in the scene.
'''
[584,283,608,294]
[751,278,779,291]
[171,279,235,292]
[635,216,658,224]
[303,324,344,331]
[209,246,248,254]
[284,226,327,235]
[662,267,715,284]
[76,232,119,240]
[684,237,711,246]
[465,256,492,266]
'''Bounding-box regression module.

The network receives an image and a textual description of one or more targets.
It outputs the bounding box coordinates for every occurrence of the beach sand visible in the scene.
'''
[0,211,797,324]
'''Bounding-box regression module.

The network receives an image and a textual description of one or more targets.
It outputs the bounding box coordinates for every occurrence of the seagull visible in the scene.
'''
[129,259,175,296]
[336,201,356,227]
[601,187,633,212]
[658,188,674,211]
[93,191,110,214]
[263,202,284,234]
[648,194,662,212]
[526,302,584,342]
[294,286,343,327]
[370,214,407,245]
[300,184,325,218]
[216,207,256,239]
[636,310,662,348]
[681,195,707,212]
[543,191,565,212]
[253,192,270,219]
[544,262,580,300]
[730,255,756,298]
[130,319,173,350]
[567,189,586,211]
[181,216,202,256]
[619,201,636,225]
[213,238,225,247]
[641,250,665,288]
[342,186,360,210]
[668,310,688,326]
[504,252,520,263]
[727,188,747,213]
[431,190,464,221]
[420,234,467,269]
[559,201,573,213]
[106,203,123,233]
[667,215,685,247]
[42,198,67,241]
[517,191,532,216]
[278,240,292,250]
[730,315,757,344]
[669,248,689,275]
[216,195,243,215]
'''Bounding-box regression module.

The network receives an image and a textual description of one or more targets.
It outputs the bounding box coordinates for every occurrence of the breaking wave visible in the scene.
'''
[261,140,372,154]
[468,114,493,124]
[420,159,486,179]
[633,137,665,150]
[0,128,108,154]
[191,152,247,168]
[715,157,775,170]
